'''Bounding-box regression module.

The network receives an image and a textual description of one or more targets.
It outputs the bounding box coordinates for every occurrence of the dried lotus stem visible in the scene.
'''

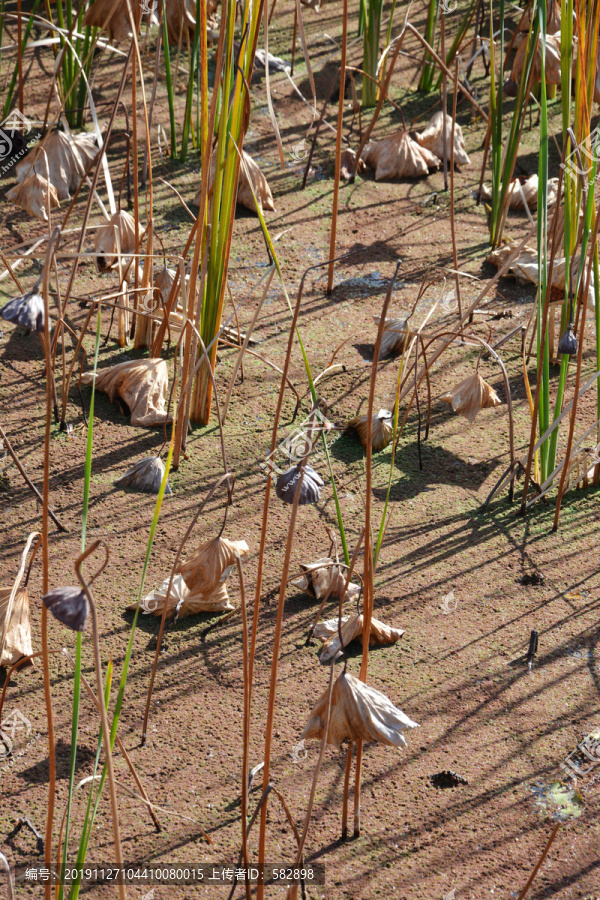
[326,0,348,293]
[285,661,336,900]
[341,743,353,839]
[449,59,462,320]
[61,649,160,833]
[234,554,252,900]
[74,541,127,900]
[141,473,235,743]
[350,267,400,841]
[41,228,61,900]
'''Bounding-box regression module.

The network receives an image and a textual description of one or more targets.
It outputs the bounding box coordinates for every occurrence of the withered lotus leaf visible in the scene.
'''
[348,409,393,452]
[1,287,44,332]
[176,537,250,613]
[415,111,471,168]
[7,172,59,221]
[519,1,561,34]
[43,586,90,632]
[94,210,142,273]
[15,130,97,201]
[196,149,275,215]
[479,174,558,209]
[114,457,172,494]
[300,671,419,748]
[511,31,562,85]
[152,266,187,328]
[374,315,409,358]
[441,372,501,424]
[314,615,405,663]
[276,464,324,505]
[0,586,33,667]
[362,131,440,180]
[128,573,188,617]
[80,358,172,427]
[83,0,134,42]
[340,148,365,182]
[487,241,596,310]
[291,558,360,603]
[164,0,219,43]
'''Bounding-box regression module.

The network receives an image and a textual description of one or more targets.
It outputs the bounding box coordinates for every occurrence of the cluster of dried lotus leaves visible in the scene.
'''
[487,241,596,311]
[362,131,440,180]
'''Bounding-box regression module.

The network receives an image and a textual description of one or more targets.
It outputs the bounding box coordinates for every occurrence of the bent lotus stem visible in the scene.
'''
[74,540,127,900]
[0,851,15,900]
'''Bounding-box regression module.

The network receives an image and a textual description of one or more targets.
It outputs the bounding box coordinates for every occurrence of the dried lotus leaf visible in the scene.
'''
[441,372,501,423]
[300,671,418,749]
[15,130,97,201]
[7,172,59,221]
[84,0,134,41]
[114,456,172,494]
[127,573,188,616]
[362,131,440,180]
[0,586,33,667]
[373,315,409,358]
[519,0,561,34]
[511,31,562,85]
[347,412,393,451]
[94,210,142,273]
[479,174,558,209]
[487,240,596,310]
[177,537,249,597]
[276,464,324,505]
[292,558,360,604]
[130,536,247,618]
[1,288,44,332]
[196,149,274,214]
[164,0,219,43]
[415,111,471,168]
[340,148,365,182]
[0,532,39,667]
[80,358,172,427]
[315,614,405,663]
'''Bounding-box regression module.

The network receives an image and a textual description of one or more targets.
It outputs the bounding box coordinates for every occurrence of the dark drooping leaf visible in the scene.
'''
[1,290,44,332]
[43,586,89,632]
[276,464,324,505]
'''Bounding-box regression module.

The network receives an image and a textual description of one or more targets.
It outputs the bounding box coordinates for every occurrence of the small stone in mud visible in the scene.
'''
[521,572,545,586]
